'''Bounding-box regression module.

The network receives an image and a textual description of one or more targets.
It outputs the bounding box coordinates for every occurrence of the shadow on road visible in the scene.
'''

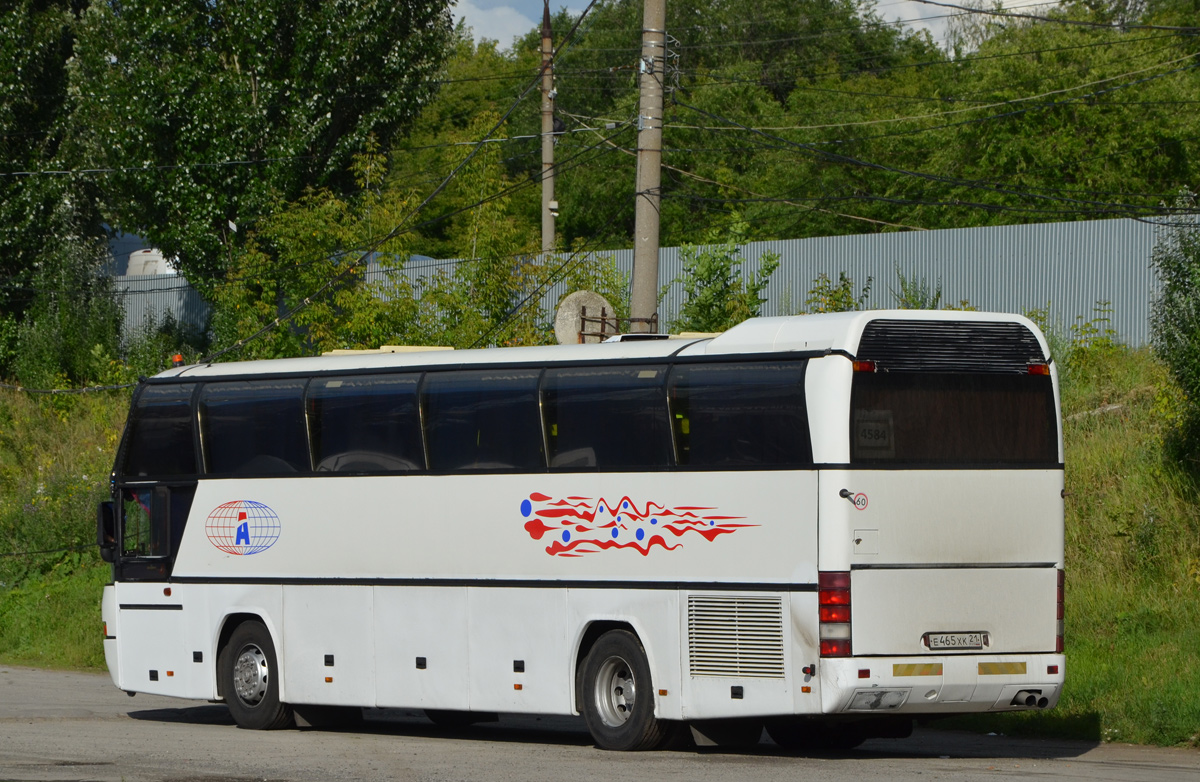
[124,704,1100,761]
[129,705,235,726]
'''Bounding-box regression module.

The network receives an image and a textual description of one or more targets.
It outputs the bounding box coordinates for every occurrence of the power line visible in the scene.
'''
[911,0,1200,32]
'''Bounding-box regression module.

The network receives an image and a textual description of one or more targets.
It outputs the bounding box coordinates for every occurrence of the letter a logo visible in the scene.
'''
[235,511,250,546]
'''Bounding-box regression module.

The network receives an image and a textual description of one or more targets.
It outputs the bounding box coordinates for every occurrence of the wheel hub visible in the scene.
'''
[232,644,269,707]
[593,655,636,728]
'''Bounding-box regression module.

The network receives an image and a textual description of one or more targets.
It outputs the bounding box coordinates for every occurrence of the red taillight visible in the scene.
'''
[1028,362,1050,376]
[821,639,851,657]
[819,571,852,658]
[852,360,876,373]
[819,605,850,623]
[1055,569,1065,653]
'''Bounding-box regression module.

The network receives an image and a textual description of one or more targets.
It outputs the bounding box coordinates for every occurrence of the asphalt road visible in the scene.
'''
[1,666,1197,782]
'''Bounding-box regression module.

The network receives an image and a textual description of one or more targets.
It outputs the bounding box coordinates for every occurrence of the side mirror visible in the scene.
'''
[97,501,116,563]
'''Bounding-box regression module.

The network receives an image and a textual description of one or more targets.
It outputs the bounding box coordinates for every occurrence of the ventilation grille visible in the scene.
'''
[688,595,785,678]
[857,320,1046,373]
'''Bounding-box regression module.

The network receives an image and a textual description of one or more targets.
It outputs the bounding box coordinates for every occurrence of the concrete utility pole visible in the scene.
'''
[629,0,666,333]
[541,1,557,255]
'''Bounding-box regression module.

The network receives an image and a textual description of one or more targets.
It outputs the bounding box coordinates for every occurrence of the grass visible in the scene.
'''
[2,344,1199,744]
[0,388,128,670]
[941,344,1200,746]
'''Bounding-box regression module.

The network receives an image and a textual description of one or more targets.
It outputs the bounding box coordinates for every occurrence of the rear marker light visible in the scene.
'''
[819,571,852,658]
[1048,665,1059,675]
[858,669,870,679]
[1028,362,1051,376]
[852,360,876,373]
[1056,569,1065,653]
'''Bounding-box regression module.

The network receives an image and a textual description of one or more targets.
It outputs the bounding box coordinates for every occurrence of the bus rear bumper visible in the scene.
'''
[819,654,1064,715]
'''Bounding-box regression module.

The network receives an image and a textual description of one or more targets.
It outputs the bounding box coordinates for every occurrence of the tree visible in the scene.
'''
[210,143,421,360]
[668,219,779,333]
[1151,191,1200,447]
[66,0,453,291]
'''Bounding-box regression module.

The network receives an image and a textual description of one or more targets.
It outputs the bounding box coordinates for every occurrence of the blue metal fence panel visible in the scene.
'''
[115,218,1173,347]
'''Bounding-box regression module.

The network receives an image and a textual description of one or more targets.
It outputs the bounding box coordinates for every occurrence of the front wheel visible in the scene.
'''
[579,630,678,751]
[219,620,294,730]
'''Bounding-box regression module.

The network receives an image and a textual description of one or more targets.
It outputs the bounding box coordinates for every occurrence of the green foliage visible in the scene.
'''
[0,2,78,306]
[805,271,873,313]
[0,388,126,591]
[668,219,779,333]
[891,267,943,309]
[211,143,423,359]
[10,195,123,389]
[65,0,453,290]
[1150,197,1200,451]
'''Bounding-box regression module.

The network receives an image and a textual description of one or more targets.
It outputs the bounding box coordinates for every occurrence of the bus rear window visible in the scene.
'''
[850,372,1057,465]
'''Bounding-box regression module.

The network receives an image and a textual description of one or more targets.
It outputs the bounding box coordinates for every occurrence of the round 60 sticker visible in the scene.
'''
[851,493,868,510]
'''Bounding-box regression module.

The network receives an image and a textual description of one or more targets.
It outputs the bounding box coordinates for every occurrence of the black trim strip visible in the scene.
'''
[167,577,818,592]
[104,635,117,640]
[119,603,184,611]
[850,563,1058,570]
[814,462,1064,471]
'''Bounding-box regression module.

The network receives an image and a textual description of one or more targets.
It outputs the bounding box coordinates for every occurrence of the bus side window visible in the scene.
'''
[669,361,812,468]
[422,370,543,471]
[121,383,197,478]
[309,374,425,473]
[542,365,671,470]
[198,380,310,475]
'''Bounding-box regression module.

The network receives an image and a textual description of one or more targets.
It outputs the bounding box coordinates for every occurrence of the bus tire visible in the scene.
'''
[579,629,674,751]
[220,621,294,730]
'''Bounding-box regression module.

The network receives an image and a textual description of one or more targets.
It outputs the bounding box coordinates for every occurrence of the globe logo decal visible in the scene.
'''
[205,500,280,555]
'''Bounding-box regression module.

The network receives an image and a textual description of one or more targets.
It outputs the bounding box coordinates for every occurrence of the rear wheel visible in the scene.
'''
[220,621,294,730]
[579,630,678,751]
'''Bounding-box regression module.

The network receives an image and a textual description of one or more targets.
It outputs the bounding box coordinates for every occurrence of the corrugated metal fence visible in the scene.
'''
[116,217,1177,347]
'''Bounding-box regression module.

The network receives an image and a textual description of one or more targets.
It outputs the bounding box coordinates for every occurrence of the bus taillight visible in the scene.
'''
[819,571,852,657]
[1028,362,1050,375]
[1056,569,1065,653]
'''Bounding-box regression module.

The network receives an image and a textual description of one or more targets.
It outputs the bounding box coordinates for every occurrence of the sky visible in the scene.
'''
[450,0,1045,52]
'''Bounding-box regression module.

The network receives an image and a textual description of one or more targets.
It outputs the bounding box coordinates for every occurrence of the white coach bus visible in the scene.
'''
[97,310,1065,751]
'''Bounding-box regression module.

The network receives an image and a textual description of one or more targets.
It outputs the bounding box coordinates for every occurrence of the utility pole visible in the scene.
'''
[540,1,556,255]
[629,0,665,333]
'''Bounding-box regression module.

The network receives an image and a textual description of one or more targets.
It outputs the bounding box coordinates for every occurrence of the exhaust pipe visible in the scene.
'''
[1010,689,1044,707]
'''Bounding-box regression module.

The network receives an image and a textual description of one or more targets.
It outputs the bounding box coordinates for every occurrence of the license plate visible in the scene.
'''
[923,632,986,650]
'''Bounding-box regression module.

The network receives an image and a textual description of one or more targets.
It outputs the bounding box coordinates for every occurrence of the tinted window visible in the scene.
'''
[309,374,425,472]
[543,365,671,469]
[670,361,812,468]
[199,380,310,474]
[422,370,543,471]
[850,372,1058,465]
[121,487,168,558]
[121,384,197,477]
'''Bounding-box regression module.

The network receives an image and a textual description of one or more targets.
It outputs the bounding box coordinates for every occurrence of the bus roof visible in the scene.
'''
[156,310,1046,380]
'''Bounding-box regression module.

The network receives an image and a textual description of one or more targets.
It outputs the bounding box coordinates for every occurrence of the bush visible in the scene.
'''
[1150,195,1200,450]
